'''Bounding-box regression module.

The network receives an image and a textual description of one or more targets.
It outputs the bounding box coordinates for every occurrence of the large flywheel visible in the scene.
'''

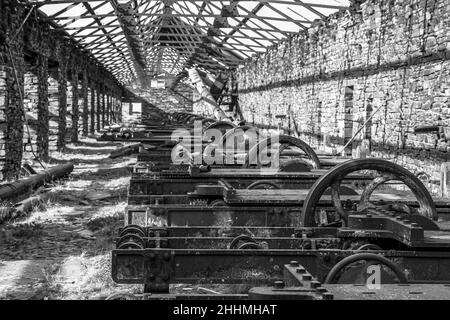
[301,159,437,227]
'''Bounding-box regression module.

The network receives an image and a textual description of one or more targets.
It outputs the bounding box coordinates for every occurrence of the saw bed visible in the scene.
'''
[109,123,450,300]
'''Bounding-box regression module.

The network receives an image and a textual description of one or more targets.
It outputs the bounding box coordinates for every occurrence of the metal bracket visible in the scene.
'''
[143,250,173,293]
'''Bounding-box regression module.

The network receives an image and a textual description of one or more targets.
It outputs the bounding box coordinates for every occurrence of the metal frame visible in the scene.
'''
[25,0,350,86]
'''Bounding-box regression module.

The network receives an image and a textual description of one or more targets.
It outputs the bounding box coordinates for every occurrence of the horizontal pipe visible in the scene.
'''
[0,163,74,201]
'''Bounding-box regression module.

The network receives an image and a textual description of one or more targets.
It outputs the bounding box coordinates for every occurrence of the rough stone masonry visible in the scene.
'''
[231,0,449,194]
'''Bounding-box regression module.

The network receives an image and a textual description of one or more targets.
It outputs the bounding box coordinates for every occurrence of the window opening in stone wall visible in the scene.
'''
[132,102,142,114]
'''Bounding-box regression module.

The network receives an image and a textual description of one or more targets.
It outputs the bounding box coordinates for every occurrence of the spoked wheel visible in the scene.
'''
[301,159,437,227]
[201,118,217,127]
[237,242,262,249]
[205,120,237,133]
[117,241,144,249]
[179,113,195,123]
[228,235,262,249]
[278,159,313,172]
[324,253,408,285]
[210,199,227,207]
[247,180,280,190]
[203,125,261,165]
[357,243,382,251]
[185,114,202,124]
[243,135,321,170]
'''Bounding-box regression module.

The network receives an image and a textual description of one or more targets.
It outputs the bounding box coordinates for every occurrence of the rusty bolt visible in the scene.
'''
[302,274,312,281]
[290,261,299,267]
[310,280,321,289]
[296,267,306,274]
[274,281,285,289]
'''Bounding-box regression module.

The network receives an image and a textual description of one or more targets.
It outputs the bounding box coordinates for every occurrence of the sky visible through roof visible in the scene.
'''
[30,0,350,85]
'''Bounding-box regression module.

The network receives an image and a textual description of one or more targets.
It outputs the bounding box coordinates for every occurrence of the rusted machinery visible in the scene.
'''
[111,158,450,300]
[98,112,213,142]
[126,129,355,206]
[106,112,450,300]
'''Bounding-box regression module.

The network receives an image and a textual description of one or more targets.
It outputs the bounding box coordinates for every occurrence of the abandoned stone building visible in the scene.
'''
[0,0,450,301]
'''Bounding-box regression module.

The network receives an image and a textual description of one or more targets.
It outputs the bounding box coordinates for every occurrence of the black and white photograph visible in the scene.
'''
[0,0,449,308]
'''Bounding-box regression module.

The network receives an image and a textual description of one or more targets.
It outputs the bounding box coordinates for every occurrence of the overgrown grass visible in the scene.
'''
[0,137,136,299]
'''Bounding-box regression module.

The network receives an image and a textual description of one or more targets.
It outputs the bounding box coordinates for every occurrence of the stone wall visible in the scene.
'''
[0,3,25,180]
[0,67,7,180]
[23,71,38,163]
[235,0,450,192]
[37,54,49,162]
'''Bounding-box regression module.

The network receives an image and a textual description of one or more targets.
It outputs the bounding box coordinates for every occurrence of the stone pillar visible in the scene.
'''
[118,95,122,122]
[112,95,118,123]
[440,163,450,197]
[36,53,49,162]
[48,75,59,153]
[101,88,106,128]
[82,69,88,136]
[2,4,25,180]
[23,68,38,162]
[90,83,96,134]
[0,66,7,179]
[71,67,79,142]
[106,92,111,125]
[66,78,72,139]
[57,45,68,150]
[96,84,101,131]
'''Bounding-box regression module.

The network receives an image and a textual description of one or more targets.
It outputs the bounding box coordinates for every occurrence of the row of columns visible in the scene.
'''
[0,1,123,180]
[27,58,122,162]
